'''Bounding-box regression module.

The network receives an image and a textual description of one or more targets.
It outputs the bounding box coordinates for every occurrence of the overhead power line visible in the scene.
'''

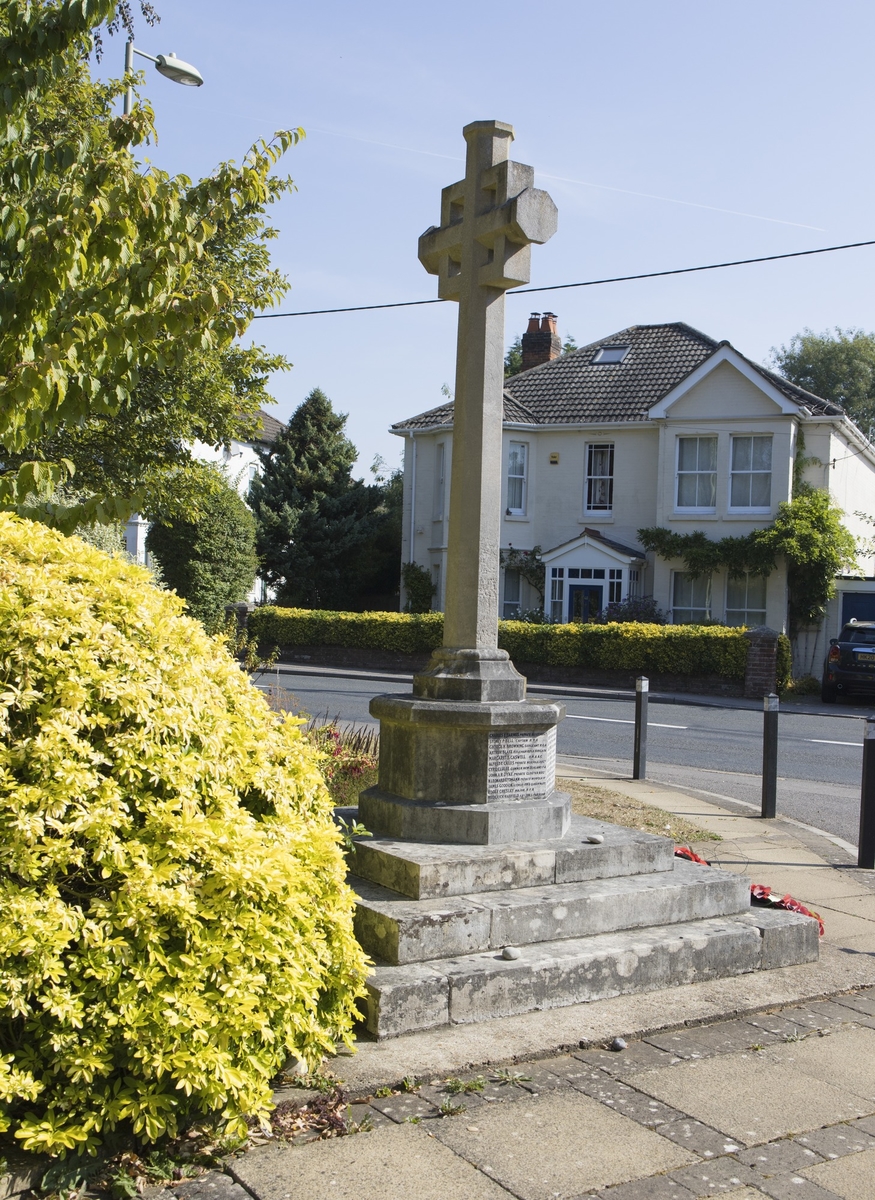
[252,238,875,319]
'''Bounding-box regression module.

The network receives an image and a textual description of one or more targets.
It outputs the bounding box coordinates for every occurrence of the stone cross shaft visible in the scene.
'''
[419,120,557,650]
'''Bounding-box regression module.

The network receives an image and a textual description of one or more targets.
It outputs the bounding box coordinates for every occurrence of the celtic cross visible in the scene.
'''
[418,120,557,651]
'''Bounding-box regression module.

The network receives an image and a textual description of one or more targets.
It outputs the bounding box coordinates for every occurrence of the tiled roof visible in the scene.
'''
[254,410,287,443]
[390,322,847,430]
[504,322,720,424]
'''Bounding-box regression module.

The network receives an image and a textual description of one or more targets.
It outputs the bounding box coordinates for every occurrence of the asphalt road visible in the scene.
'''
[262,666,875,851]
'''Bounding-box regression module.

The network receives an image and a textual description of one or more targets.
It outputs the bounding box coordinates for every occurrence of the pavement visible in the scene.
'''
[7,765,875,1200]
[226,767,875,1200]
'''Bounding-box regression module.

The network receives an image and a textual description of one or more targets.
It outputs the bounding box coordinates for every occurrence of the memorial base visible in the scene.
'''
[364,650,566,847]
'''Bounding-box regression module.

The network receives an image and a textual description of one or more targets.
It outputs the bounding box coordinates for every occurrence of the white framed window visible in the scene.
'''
[503,569,521,619]
[672,572,711,623]
[433,442,446,519]
[725,573,767,626]
[629,568,641,598]
[591,345,630,364]
[550,567,564,622]
[608,569,623,603]
[507,441,528,515]
[730,435,772,510]
[585,443,614,512]
[676,436,717,510]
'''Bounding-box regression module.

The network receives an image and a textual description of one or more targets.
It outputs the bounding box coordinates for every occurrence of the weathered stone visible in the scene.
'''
[362,962,450,1039]
[350,815,674,900]
[358,787,571,846]
[736,907,820,968]
[352,862,750,965]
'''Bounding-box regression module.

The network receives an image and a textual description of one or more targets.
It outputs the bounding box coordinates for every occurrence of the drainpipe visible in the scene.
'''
[408,434,417,563]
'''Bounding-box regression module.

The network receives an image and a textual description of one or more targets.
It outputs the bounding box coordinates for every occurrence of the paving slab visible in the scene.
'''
[802,1145,875,1197]
[795,1120,875,1159]
[596,1176,698,1199]
[733,1140,824,1176]
[431,1089,698,1200]
[644,1021,779,1059]
[764,1023,875,1102]
[575,1040,680,1075]
[831,990,875,1017]
[699,1191,770,1200]
[656,1119,745,1159]
[173,1176,250,1200]
[752,1176,843,1200]
[632,1053,872,1144]
[227,1124,515,1200]
[668,1156,762,1196]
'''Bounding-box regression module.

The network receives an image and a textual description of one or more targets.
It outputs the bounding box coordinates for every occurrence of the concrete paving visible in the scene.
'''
[222,768,875,1200]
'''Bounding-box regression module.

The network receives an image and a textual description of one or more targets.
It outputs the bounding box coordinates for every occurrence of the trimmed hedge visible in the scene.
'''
[250,607,789,683]
[251,607,444,654]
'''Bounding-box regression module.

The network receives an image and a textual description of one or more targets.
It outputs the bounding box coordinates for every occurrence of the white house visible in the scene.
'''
[392,318,875,660]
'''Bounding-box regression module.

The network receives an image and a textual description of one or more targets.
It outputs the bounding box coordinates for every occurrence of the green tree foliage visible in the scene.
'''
[249,389,381,608]
[0,514,367,1154]
[0,0,300,529]
[401,561,435,613]
[345,458,403,610]
[146,469,259,633]
[770,328,875,432]
[639,488,857,632]
[504,336,524,378]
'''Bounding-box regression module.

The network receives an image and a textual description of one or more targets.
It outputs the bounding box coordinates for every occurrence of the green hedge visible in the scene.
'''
[250,607,444,654]
[250,608,790,682]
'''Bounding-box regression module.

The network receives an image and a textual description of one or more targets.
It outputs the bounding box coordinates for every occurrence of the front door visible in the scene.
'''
[569,584,603,622]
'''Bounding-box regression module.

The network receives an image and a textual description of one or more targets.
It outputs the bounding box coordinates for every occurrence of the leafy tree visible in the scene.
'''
[0,0,300,529]
[769,328,875,433]
[401,561,435,613]
[345,457,403,610]
[249,389,380,608]
[504,336,524,378]
[147,470,258,633]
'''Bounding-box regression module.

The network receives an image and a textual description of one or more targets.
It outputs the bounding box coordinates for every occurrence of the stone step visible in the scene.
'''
[352,859,751,965]
[350,814,675,900]
[360,908,820,1039]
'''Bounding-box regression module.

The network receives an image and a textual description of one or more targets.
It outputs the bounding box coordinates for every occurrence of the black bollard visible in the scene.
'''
[761,693,778,819]
[633,676,648,780]
[859,717,875,870]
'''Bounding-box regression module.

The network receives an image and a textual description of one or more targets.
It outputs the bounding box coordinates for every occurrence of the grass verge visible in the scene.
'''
[562,778,720,845]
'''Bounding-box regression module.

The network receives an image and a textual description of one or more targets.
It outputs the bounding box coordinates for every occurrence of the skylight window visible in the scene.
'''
[591,345,630,364]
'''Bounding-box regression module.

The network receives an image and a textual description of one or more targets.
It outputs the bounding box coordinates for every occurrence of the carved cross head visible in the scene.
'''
[418,120,558,301]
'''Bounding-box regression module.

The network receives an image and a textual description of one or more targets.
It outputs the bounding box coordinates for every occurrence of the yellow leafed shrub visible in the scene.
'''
[0,516,368,1155]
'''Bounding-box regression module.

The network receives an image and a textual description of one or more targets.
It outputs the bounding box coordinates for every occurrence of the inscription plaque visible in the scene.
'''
[487,727,556,801]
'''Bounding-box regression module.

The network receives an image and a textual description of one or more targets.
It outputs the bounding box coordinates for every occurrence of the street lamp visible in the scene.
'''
[124,40,204,115]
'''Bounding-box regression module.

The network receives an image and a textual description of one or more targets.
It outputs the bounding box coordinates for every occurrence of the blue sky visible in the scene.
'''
[110,0,875,475]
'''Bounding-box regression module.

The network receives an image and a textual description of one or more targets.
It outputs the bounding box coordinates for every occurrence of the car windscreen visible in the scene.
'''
[844,628,875,644]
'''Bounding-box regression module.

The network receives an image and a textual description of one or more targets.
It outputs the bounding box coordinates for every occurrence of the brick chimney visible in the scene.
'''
[521,311,562,371]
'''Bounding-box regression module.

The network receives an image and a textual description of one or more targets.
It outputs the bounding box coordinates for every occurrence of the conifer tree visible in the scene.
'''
[249,389,380,608]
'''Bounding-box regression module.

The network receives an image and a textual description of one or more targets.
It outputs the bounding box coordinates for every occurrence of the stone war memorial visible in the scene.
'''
[349,121,818,1039]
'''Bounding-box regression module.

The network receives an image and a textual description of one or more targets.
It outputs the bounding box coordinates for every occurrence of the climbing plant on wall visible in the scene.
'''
[639,488,857,633]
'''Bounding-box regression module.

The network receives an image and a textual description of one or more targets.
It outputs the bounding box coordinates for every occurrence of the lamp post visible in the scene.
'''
[124,40,204,115]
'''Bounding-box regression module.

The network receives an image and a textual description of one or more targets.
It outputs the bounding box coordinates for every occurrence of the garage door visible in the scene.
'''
[841,592,875,624]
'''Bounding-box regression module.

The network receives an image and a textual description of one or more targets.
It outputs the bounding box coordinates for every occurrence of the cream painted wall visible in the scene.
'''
[393,359,875,628]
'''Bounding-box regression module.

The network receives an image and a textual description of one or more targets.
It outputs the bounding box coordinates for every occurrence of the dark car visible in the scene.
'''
[822,620,875,702]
